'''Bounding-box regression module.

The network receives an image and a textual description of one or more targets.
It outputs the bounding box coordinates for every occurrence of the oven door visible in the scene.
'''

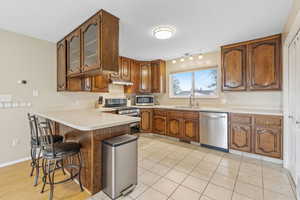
[135,96,154,105]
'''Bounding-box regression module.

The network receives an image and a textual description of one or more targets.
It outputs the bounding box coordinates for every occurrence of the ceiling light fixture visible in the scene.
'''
[180,58,185,62]
[152,25,176,40]
[172,60,177,64]
[198,54,203,59]
[189,56,194,60]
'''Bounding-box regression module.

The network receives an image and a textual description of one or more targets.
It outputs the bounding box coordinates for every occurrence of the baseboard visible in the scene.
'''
[0,157,31,168]
[229,149,283,164]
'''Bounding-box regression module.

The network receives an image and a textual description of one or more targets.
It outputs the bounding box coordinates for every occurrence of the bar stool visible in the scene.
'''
[37,119,83,200]
[28,114,64,186]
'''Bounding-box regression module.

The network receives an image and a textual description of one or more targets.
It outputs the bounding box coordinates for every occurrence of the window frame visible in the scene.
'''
[169,66,219,99]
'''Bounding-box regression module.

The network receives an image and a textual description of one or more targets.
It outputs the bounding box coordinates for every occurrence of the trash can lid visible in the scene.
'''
[103,134,138,147]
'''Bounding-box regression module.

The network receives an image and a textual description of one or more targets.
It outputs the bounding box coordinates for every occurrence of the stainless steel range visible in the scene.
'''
[104,98,140,133]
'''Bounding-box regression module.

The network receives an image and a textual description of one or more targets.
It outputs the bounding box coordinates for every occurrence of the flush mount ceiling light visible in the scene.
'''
[152,25,176,40]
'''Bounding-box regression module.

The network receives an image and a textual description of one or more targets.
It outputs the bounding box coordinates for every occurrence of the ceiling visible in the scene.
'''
[0,0,293,60]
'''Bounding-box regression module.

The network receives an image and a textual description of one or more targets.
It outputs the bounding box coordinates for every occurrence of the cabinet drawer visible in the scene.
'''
[254,115,282,127]
[183,111,199,119]
[168,111,183,118]
[230,114,252,124]
[154,109,167,116]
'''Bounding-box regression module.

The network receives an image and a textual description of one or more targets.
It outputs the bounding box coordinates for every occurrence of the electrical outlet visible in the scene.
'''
[12,139,20,147]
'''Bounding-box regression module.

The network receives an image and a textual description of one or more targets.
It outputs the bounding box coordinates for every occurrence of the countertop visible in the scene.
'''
[132,105,283,116]
[34,109,140,131]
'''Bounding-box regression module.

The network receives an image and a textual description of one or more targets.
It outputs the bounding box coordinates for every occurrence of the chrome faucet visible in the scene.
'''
[189,94,194,107]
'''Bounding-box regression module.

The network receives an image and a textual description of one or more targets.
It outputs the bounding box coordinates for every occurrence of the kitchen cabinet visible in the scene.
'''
[248,37,282,90]
[140,109,153,132]
[151,60,166,93]
[253,115,282,158]
[58,9,119,92]
[81,15,100,73]
[153,109,167,135]
[221,45,247,91]
[66,30,81,76]
[124,60,140,94]
[182,118,199,142]
[57,39,67,91]
[139,62,152,93]
[67,78,82,91]
[229,113,282,158]
[91,75,109,92]
[167,117,182,138]
[120,57,131,81]
[221,34,282,91]
[229,114,252,152]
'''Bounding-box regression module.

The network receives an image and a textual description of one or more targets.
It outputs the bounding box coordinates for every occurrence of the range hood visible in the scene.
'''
[110,78,133,86]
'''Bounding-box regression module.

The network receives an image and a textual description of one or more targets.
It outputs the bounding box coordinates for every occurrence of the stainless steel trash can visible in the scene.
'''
[102,134,138,199]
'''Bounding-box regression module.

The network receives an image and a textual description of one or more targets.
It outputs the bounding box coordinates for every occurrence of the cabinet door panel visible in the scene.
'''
[248,37,281,90]
[230,124,251,152]
[153,115,166,135]
[67,78,82,91]
[66,30,81,76]
[124,60,140,94]
[151,60,166,93]
[121,57,131,81]
[140,109,153,132]
[82,16,100,72]
[92,75,109,92]
[182,119,199,142]
[167,118,181,138]
[57,40,67,91]
[222,46,247,91]
[254,127,281,158]
[140,62,151,93]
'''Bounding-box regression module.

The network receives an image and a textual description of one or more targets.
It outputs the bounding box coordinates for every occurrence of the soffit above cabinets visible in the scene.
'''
[0,0,293,60]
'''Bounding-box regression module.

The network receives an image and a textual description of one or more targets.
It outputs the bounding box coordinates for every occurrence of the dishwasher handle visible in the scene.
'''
[201,113,227,119]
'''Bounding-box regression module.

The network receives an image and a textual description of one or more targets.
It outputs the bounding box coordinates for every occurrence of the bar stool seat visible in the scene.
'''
[31,135,63,146]
[42,142,81,159]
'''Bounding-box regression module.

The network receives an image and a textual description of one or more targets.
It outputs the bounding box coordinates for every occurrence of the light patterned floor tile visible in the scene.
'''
[152,177,179,196]
[129,183,149,199]
[234,181,263,200]
[181,175,208,193]
[264,189,296,200]
[238,171,263,187]
[203,183,233,200]
[149,163,171,176]
[190,167,215,181]
[136,188,168,200]
[159,157,179,168]
[263,178,294,197]
[210,173,236,190]
[171,186,201,200]
[140,170,161,185]
[165,169,188,184]
[215,165,239,179]
[232,192,254,200]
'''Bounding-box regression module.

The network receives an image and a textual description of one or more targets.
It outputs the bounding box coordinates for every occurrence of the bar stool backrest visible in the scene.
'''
[37,119,55,155]
[27,113,39,145]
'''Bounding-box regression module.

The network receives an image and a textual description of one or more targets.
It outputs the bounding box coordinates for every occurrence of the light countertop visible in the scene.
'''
[132,105,283,116]
[34,109,140,131]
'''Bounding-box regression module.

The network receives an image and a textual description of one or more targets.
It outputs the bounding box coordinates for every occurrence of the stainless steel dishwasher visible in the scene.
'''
[200,112,229,152]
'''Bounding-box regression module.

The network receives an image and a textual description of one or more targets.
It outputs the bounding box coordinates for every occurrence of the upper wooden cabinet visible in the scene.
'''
[140,62,152,93]
[124,60,140,94]
[121,57,131,81]
[57,40,67,91]
[221,45,247,91]
[66,30,81,76]
[248,38,282,90]
[221,34,282,91]
[151,60,166,93]
[81,15,100,73]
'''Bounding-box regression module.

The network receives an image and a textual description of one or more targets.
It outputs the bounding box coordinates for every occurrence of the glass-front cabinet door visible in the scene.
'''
[66,30,81,76]
[81,15,100,72]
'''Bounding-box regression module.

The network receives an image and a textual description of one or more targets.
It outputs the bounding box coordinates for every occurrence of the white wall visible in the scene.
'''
[0,28,125,165]
[158,51,282,110]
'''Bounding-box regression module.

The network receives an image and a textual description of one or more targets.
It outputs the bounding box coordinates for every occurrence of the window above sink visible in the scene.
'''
[169,67,218,98]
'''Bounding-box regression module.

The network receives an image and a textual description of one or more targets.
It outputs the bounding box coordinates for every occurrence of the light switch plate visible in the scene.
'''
[0,95,12,102]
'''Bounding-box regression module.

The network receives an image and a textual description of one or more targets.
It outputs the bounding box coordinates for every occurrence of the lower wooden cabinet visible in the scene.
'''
[153,115,167,135]
[253,126,282,158]
[181,118,199,142]
[140,109,153,132]
[230,123,252,152]
[229,113,282,159]
[167,117,182,138]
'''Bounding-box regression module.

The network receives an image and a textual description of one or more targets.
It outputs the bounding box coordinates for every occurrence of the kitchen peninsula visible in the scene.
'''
[34,109,140,194]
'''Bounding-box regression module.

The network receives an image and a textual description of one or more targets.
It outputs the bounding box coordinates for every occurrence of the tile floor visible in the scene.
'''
[90,134,296,200]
